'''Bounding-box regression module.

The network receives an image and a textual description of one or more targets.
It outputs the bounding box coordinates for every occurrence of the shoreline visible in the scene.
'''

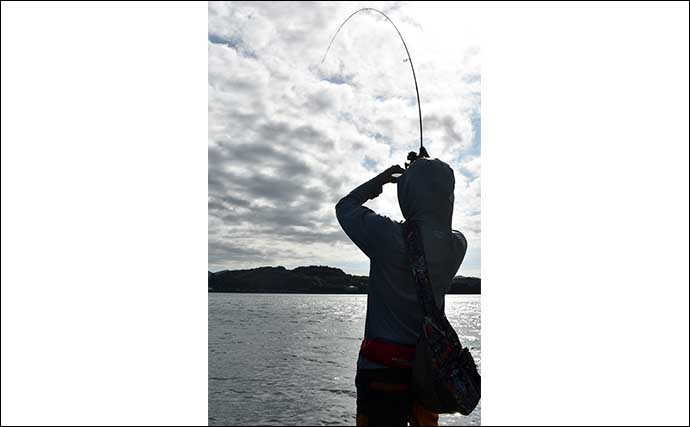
[209,265,481,294]
[208,290,481,295]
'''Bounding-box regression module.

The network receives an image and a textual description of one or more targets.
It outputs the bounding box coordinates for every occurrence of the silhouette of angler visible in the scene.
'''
[336,158,467,426]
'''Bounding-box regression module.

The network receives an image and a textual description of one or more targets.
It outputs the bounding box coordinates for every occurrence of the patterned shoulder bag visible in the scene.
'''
[403,221,481,415]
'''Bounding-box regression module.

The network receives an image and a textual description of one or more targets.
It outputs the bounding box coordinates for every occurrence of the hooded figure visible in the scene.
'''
[336,157,467,361]
[336,158,467,426]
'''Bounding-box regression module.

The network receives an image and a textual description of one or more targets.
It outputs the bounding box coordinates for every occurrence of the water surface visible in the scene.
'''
[209,293,480,426]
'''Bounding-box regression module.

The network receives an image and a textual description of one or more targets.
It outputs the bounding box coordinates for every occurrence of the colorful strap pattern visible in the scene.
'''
[403,221,481,415]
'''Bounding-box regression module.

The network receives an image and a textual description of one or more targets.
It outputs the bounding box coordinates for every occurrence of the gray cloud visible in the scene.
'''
[208,2,481,274]
[424,114,464,145]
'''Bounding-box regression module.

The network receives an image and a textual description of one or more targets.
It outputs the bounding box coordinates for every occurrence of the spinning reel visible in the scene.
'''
[391,146,430,179]
[405,146,430,169]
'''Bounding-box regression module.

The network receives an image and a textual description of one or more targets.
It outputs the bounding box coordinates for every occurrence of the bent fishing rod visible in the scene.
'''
[321,8,429,169]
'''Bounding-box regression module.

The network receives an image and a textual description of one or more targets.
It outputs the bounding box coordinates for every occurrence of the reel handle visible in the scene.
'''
[404,147,430,169]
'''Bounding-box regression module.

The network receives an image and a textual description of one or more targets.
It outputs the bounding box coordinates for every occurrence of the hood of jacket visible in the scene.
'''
[397,158,455,228]
[396,158,463,308]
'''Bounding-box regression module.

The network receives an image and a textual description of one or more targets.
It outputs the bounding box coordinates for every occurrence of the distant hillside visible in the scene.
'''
[208,266,480,294]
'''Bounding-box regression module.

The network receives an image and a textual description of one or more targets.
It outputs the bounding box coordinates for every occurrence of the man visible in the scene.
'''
[336,158,468,426]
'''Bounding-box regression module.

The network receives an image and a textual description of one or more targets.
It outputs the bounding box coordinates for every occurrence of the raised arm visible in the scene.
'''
[335,165,405,258]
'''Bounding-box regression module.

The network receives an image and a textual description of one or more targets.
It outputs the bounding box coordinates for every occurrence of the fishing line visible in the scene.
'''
[321,8,427,162]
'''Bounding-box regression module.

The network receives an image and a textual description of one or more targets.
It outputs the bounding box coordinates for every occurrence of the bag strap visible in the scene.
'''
[402,221,440,318]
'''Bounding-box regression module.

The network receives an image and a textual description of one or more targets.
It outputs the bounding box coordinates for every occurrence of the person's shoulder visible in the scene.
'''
[451,229,467,242]
[451,229,468,252]
[367,212,402,237]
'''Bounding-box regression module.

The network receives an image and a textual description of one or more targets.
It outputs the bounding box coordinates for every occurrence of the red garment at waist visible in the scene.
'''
[359,338,415,368]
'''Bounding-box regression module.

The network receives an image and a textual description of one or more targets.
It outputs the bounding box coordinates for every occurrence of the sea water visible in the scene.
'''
[209,293,481,426]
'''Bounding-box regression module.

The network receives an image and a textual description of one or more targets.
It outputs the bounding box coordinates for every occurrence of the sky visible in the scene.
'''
[208,1,481,277]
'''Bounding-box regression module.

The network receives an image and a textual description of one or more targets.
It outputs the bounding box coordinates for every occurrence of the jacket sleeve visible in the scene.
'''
[335,177,395,259]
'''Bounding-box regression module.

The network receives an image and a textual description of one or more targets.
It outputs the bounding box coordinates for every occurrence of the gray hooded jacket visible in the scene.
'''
[336,158,467,369]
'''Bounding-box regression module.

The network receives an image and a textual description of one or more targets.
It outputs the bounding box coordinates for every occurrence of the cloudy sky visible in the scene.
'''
[208,1,481,277]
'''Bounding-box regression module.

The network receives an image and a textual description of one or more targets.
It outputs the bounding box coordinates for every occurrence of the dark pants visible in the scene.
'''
[355,369,438,426]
